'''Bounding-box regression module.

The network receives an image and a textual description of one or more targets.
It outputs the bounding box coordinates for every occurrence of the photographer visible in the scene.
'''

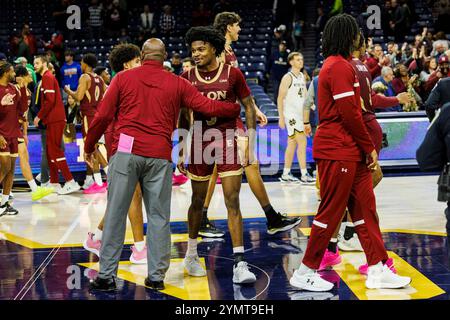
[417,102,450,236]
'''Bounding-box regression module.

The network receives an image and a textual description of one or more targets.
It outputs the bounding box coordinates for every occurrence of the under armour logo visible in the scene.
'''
[341,168,348,173]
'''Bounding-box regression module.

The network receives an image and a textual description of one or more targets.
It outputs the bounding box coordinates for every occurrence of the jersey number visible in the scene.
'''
[94,86,101,102]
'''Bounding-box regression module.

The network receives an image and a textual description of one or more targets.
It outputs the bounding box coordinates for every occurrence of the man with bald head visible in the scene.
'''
[85,38,242,292]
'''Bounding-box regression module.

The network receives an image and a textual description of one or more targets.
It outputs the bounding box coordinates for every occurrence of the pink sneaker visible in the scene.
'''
[103,182,108,189]
[172,173,188,186]
[83,232,101,257]
[318,249,342,271]
[83,183,107,194]
[129,245,147,264]
[359,258,397,275]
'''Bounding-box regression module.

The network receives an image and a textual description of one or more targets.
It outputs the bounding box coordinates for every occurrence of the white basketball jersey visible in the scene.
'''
[283,71,307,116]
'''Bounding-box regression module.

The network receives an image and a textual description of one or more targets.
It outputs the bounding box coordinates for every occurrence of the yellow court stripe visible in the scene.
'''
[1,231,200,249]
[79,258,211,300]
[297,228,446,237]
[334,251,446,300]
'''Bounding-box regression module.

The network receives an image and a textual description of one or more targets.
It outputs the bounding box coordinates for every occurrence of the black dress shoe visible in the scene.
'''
[89,277,117,292]
[145,277,165,290]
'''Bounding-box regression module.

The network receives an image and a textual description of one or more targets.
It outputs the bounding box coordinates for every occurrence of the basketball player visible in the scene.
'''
[197,12,301,238]
[33,55,79,195]
[277,52,316,184]
[178,26,256,284]
[83,43,148,264]
[14,65,54,201]
[289,14,411,291]
[316,31,412,272]
[0,61,28,215]
[65,53,107,194]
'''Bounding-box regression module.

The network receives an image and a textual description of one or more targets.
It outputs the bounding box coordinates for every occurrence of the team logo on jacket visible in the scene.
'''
[1,93,16,106]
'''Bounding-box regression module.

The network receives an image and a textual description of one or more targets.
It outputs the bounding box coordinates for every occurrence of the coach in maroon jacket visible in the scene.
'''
[86,38,242,292]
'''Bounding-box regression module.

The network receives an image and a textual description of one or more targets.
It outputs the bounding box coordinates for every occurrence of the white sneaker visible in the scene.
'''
[82,177,94,190]
[279,173,300,183]
[233,261,256,284]
[365,263,411,289]
[36,173,41,183]
[57,181,81,195]
[183,255,207,277]
[43,182,61,193]
[300,173,316,184]
[289,269,334,292]
[337,233,363,251]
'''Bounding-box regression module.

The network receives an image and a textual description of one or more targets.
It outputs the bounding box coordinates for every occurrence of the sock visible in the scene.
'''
[1,194,8,205]
[93,172,103,186]
[201,207,208,223]
[262,204,278,223]
[85,175,93,182]
[328,238,338,253]
[233,246,245,265]
[134,240,145,252]
[344,223,355,240]
[103,166,108,175]
[301,168,308,177]
[298,263,315,275]
[93,228,103,241]
[187,238,198,258]
[28,179,38,192]
[283,168,291,176]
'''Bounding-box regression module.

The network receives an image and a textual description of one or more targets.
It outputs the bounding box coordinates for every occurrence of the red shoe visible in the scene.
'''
[359,258,397,275]
[318,249,342,271]
[172,173,188,186]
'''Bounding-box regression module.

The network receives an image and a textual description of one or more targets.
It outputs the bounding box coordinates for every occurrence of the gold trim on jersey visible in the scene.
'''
[187,171,212,182]
[194,63,225,84]
[218,168,243,178]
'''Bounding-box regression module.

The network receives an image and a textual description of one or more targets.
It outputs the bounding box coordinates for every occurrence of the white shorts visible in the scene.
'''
[284,113,304,137]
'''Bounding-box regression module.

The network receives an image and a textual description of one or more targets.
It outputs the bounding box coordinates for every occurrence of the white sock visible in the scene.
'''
[93,228,103,241]
[175,167,181,175]
[283,168,291,176]
[233,246,245,254]
[187,238,198,258]
[1,194,9,205]
[103,166,108,175]
[301,169,308,177]
[28,179,38,192]
[330,238,337,243]
[85,175,93,182]
[297,263,315,275]
[93,172,103,186]
[134,240,145,251]
[346,222,354,227]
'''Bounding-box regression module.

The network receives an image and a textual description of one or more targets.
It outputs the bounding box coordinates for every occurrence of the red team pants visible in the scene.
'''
[302,159,388,269]
[46,121,74,183]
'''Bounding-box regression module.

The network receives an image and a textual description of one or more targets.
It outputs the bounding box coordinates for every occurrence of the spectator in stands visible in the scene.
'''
[43,32,65,62]
[192,2,212,27]
[387,42,401,66]
[159,5,176,37]
[14,57,37,84]
[163,61,174,73]
[373,66,402,112]
[431,35,449,58]
[10,33,32,63]
[420,57,438,82]
[65,94,80,125]
[119,28,132,44]
[292,17,305,51]
[88,0,104,39]
[366,43,391,79]
[60,50,82,102]
[105,0,127,38]
[140,4,156,37]
[392,63,422,108]
[170,53,183,75]
[94,66,111,85]
[425,54,450,93]
[435,0,450,34]
[182,57,194,73]
[424,77,450,121]
[381,0,395,37]
[52,0,71,34]
[392,0,412,42]
[267,40,290,103]
[311,7,327,36]
[21,24,37,58]
[271,25,292,53]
